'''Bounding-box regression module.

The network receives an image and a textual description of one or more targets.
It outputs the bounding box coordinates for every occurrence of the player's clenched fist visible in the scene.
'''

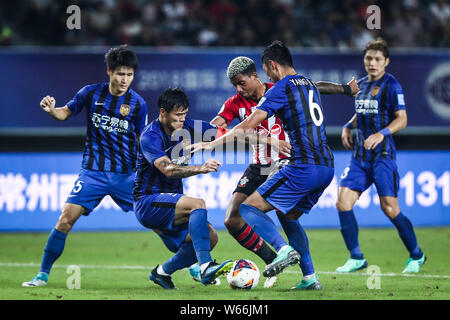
[347,77,360,96]
[40,96,56,113]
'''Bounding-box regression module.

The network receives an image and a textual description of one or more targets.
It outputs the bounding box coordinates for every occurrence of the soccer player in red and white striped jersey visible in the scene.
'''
[217,81,289,165]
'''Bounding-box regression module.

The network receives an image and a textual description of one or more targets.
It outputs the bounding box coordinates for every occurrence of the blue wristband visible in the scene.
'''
[379,127,391,136]
[344,122,354,130]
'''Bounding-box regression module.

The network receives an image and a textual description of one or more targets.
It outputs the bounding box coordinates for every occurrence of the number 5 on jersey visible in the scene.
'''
[72,180,83,193]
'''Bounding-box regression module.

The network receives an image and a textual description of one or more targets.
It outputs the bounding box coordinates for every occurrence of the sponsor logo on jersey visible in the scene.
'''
[92,113,129,133]
[269,124,282,136]
[355,99,379,114]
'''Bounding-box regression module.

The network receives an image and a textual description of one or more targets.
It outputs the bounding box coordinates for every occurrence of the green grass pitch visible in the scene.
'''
[0,227,448,300]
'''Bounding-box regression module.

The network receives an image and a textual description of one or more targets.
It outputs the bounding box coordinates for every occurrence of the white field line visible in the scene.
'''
[1,262,449,279]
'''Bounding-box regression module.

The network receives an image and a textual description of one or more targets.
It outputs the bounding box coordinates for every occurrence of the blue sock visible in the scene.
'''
[162,241,197,275]
[338,210,364,260]
[40,228,67,274]
[189,208,212,266]
[278,213,315,276]
[239,203,287,252]
[391,212,423,259]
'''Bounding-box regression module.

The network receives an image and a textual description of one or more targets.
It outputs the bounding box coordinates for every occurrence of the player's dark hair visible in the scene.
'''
[158,87,189,113]
[364,38,389,58]
[261,40,294,68]
[105,44,138,72]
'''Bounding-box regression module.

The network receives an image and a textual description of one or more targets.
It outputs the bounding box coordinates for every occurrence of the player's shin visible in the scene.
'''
[230,223,277,265]
[162,241,197,274]
[338,210,364,259]
[391,212,423,259]
[40,228,67,274]
[278,215,315,276]
[188,208,212,266]
[239,203,287,252]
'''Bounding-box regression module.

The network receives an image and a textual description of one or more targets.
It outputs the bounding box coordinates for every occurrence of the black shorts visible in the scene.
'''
[233,159,290,196]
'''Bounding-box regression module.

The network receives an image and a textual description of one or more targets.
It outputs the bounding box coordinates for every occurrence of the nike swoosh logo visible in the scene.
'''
[95,101,104,105]
[68,195,78,197]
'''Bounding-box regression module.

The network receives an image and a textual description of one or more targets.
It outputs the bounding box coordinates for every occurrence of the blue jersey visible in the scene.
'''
[67,83,148,173]
[353,73,405,161]
[133,118,216,200]
[257,74,333,168]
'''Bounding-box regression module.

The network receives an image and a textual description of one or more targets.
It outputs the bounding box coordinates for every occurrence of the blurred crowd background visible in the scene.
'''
[0,0,449,48]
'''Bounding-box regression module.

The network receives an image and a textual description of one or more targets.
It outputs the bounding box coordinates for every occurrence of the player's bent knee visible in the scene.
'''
[336,199,353,212]
[224,213,244,232]
[285,210,303,220]
[55,215,75,233]
[55,204,83,233]
[379,197,400,219]
[190,198,206,211]
[381,205,399,219]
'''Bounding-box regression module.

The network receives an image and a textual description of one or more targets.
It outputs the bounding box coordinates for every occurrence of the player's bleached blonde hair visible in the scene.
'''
[226,56,257,79]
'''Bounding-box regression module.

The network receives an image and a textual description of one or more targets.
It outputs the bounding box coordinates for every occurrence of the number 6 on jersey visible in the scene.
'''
[309,89,323,126]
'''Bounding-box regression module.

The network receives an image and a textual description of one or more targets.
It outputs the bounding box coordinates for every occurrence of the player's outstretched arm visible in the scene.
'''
[364,110,407,150]
[190,109,269,154]
[154,156,222,179]
[315,77,359,96]
[40,95,72,121]
[210,115,228,128]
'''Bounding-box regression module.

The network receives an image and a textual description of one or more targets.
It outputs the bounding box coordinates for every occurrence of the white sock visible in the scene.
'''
[157,265,170,276]
[200,262,211,274]
[303,273,315,282]
[278,245,290,253]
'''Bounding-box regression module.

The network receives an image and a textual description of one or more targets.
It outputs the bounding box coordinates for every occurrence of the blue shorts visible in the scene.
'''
[66,168,135,215]
[257,164,334,215]
[339,158,399,197]
[134,193,188,253]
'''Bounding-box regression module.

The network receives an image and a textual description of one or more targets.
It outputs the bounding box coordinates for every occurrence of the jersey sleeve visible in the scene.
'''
[184,118,217,142]
[388,80,406,111]
[217,98,238,125]
[140,131,166,165]
[66,86,90,115]
[135,100,149,134]
[200,120,217,142]
[256,84,285,118]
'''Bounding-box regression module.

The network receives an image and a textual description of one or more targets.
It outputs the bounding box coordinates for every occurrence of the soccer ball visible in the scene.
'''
[226,259,260,290]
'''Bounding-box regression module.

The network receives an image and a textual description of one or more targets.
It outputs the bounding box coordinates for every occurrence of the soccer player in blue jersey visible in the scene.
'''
[335,38,426,274]
[191,41,335,290]
[23,45,148,287]
[133,88,232,289]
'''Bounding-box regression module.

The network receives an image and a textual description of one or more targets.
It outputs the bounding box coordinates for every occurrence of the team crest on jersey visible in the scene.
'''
[371,86,380,97]
[120,104,130,116]
[238,176,249,187]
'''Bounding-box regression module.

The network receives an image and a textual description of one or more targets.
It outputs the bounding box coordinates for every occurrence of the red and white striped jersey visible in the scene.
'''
[217,83,289,165]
